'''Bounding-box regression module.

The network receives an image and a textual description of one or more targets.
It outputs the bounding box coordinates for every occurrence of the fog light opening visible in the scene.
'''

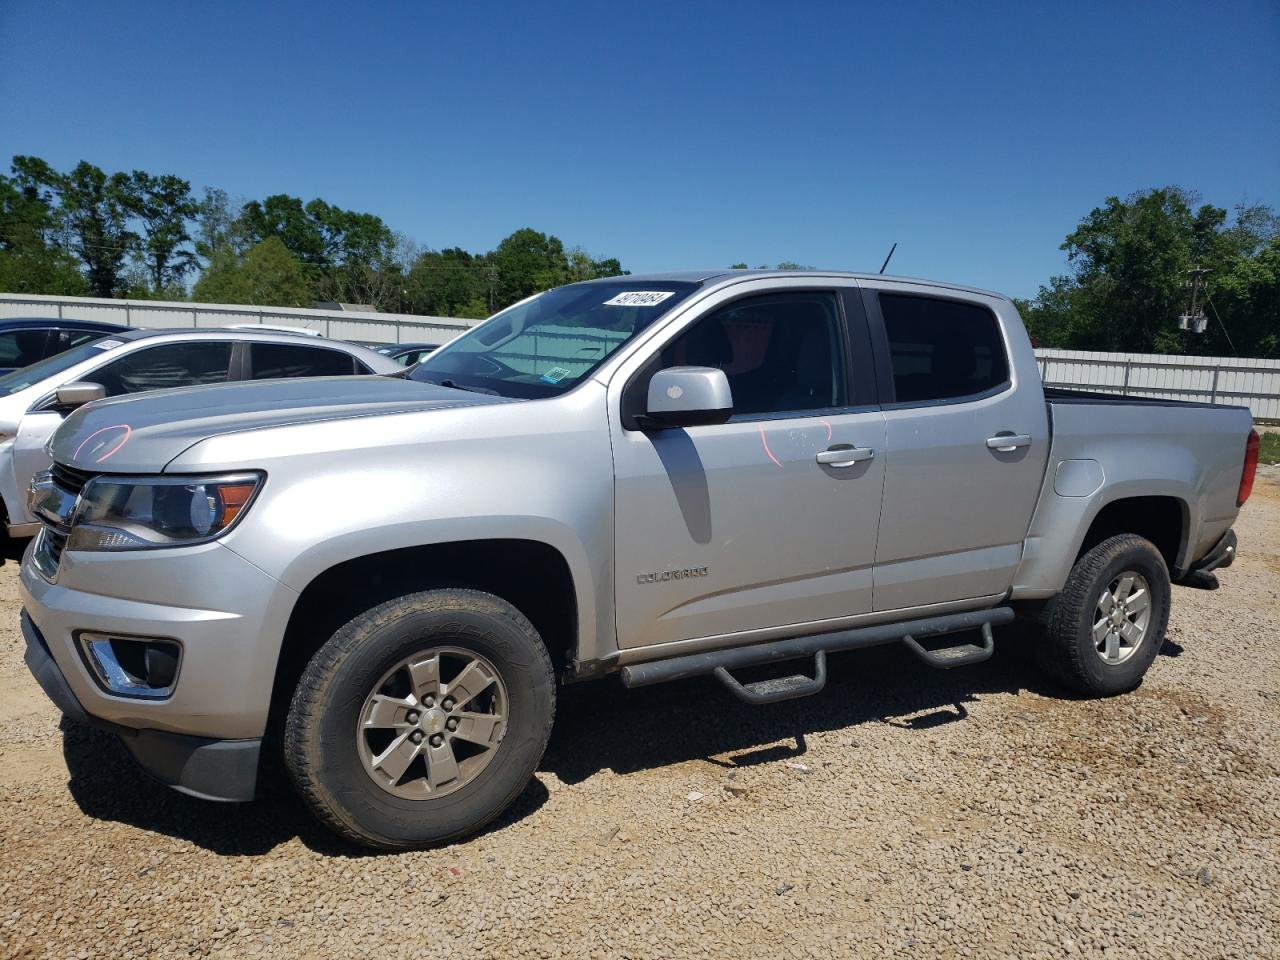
[79,634,181,699]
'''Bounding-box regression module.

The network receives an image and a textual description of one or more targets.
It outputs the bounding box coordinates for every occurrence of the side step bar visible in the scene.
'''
[621,606,1014,703]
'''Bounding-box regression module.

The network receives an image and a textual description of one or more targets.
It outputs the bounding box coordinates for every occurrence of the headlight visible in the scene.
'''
[67,473,263,551]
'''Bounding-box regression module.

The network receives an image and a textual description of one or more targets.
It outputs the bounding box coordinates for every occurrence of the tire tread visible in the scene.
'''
[283,588,555,850]
[1034,533,1170,697]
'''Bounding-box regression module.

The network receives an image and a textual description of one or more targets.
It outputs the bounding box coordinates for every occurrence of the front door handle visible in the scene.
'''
[986,433,1032,452]
[816,444,875,467]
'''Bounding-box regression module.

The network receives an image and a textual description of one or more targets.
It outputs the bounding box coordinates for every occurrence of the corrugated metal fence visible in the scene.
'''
[3,294,1278,421]
[1036,348,1280,422]
[0,292,478,346]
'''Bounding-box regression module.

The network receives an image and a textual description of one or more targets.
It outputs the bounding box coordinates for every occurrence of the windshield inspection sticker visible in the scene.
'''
[603,291,675,307]
[93,339,126,350]
[540,366,572,384]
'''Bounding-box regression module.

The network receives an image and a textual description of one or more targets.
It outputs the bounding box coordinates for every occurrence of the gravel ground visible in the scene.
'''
[2,471,1278,960]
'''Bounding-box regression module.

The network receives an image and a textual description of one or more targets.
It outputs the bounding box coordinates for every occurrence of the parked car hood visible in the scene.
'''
[49,376,514,473]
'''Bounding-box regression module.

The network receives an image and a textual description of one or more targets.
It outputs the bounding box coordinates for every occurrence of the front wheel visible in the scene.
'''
[1033,533,1171,697]
[284,588,556,850]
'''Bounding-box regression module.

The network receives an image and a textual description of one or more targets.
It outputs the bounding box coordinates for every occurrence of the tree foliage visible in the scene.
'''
[11,154,1270,355]
[1019,187,1280,356]
[192,236,313,306]
[0,155,629,315]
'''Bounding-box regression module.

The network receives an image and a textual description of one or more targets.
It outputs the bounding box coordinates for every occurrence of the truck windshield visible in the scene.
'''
[409,280,699,398]
[0,338,122,397]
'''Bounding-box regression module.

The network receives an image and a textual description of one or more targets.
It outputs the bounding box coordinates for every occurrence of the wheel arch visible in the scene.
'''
[1074,494,1189,574]
[268,538,580,736]
[1012,488,1193,600]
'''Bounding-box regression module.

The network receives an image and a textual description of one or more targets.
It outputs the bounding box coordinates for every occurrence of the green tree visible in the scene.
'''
[1019,187,1279,356]
[489,227,570,309]
[566,247,625,282]
[192,236,312,306]
[238,194,326,267]
[43,159,138,297]
[406,247,486,316]
[0,164,87,294]
[124,170,198,292]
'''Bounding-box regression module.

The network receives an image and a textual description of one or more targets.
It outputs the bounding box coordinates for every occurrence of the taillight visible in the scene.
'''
[1238,429,1259,507]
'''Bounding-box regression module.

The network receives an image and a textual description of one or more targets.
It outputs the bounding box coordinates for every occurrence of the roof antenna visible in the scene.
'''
[878,242,897,275]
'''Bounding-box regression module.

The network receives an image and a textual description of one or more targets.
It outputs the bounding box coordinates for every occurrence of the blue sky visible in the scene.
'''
[2,0,1277,298]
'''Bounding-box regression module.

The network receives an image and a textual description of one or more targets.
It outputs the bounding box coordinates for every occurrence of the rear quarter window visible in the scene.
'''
[250,343,356,379]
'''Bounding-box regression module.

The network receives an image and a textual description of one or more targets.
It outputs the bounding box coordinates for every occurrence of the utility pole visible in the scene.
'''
[1178,266,1210,334]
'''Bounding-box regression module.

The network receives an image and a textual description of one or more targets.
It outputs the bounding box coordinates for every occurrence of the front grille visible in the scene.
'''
[32,463,99,578]
[51,463,94,496]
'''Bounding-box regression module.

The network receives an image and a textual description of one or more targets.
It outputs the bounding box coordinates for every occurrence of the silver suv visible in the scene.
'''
[20,271,1255,849]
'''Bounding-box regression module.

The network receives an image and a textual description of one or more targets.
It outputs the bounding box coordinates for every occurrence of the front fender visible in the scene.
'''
[172,386,618,663]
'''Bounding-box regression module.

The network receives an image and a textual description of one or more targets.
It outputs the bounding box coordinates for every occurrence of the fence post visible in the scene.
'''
[1121,360,1131,396]
[1210,367,1220,405]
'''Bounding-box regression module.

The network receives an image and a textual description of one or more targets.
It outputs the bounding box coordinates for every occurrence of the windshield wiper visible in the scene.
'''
[433,378,502,396]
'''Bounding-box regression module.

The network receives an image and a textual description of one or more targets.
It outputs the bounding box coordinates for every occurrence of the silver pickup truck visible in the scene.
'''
[19,270,1259,850]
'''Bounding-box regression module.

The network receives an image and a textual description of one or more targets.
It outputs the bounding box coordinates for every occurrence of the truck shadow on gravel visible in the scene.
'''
[544,631,1042,785]
[56,628,1174,856]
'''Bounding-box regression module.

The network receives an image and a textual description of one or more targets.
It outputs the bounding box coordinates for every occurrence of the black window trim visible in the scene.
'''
[862,288,1013,410]
[621,285,880,430]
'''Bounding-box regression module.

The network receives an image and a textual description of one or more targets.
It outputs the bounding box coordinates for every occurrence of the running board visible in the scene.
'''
[620,607,1013,699]
[901,622,995,669]
[715,651,827,704]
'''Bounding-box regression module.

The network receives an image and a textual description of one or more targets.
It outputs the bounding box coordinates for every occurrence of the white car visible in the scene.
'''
[0,328,401,537]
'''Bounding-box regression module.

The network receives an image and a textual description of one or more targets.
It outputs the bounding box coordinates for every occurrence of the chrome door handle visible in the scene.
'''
[816,445,875,466]
[986,434,1032,452]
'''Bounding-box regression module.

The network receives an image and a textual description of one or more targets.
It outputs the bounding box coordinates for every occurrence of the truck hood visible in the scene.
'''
[49,376,514,472]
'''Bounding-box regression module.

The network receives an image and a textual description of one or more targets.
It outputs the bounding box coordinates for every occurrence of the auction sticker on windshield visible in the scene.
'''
[94,339,125,350]
[603,291,675,307]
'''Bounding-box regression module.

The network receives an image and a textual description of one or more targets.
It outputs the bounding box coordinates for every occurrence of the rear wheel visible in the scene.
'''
[1033,533,1171,697]
[284,588,555,850]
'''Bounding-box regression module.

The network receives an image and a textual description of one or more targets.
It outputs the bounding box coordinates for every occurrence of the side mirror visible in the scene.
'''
[640,367,733,429]
[54,382,106,410]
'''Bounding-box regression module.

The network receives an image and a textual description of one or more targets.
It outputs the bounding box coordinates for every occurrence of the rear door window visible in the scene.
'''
[249,343,355,379]
[878,294,1009,403]
[90,342,234,396]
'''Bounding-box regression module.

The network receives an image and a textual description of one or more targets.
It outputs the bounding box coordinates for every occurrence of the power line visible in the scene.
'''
[1203,291,1238,355]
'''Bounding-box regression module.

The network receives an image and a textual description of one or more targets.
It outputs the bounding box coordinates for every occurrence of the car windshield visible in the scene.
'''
[0,336,122,397]
[409,280,699,398]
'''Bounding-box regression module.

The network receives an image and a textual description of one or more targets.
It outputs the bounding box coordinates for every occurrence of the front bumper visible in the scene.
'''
[19,536,299,802]
[22,611,260,801]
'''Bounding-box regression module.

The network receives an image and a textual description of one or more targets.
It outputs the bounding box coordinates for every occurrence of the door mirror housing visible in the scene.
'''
[54,381,107,410]
[639,367,733,429]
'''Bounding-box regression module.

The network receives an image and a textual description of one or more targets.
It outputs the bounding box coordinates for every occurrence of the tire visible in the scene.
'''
[284,588,555,850]
[1033,533,1171,697]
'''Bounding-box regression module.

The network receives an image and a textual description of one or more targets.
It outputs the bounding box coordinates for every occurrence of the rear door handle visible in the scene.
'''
[816,445,875,467]
[986,434,1032,452]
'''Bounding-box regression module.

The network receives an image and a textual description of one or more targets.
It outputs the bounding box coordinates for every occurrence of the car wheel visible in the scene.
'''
[284,588,555,850]
[1034,533,1171,697]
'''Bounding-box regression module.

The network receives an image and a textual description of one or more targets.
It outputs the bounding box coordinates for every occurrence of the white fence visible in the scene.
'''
[1036,348,1280,423]
[0,293,478,346]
